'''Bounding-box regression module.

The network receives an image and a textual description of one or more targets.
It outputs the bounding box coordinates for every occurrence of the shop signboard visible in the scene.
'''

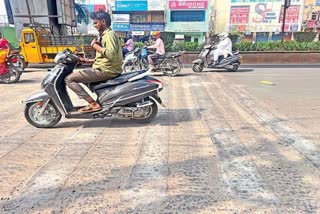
[113,14,130,22]
[169,0,208,10]
[113,23,130,31]
[132,31,145,35]
[115,0,147,11]
[130,24,164,31]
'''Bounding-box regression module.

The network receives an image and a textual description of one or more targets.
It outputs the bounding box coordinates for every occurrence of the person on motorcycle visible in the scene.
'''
[0,38,9,50]
[65,9,123,113]
[147,31,165,71]
[122,34,135,58]
[209,32,232,67]
[0,38,10,75]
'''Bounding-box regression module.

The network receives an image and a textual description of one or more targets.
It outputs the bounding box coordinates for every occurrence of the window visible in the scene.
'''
[311,11,320,21]
[24,33,35,44]
[151,13,164,22]
[185,36,191,42]
[132,13,148,23]
[170,11,205,22]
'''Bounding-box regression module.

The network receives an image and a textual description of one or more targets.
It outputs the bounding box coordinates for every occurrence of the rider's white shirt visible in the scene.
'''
[216,37,232,55]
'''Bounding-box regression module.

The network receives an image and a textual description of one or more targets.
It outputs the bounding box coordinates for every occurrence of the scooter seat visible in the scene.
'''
[89,70,146,91]
[165,53,179,58]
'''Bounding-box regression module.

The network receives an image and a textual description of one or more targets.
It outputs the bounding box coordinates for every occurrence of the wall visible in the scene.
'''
[180,51,320,65]
[212,0,230,34]
[0,26,18,47]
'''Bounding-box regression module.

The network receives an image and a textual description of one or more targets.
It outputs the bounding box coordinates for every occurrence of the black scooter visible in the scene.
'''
[192,44,241,72]
[24,49,164,128]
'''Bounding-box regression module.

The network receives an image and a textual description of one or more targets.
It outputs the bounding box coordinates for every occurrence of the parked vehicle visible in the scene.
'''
[0,49,22,83]
[19,24,95,68]
[122,48,148,73]
[192,44,241,72]
[24,49,164,128]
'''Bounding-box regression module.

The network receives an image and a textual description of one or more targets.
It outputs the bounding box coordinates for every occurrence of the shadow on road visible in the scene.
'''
[54,108,203,129]
[15,79,40,84]
[205,68,254,73]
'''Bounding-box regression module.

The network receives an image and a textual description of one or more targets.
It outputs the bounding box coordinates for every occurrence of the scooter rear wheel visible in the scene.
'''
[25,101,62,128]
[227,64,239,72]
[192,63,204,72]
[131,101,158,124]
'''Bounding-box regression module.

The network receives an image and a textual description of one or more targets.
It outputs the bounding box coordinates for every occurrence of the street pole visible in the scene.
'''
[25,0,33,25]
[281,0,290,48]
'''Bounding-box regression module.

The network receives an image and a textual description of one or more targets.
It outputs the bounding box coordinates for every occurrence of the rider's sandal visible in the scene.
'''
[78,104,102,113]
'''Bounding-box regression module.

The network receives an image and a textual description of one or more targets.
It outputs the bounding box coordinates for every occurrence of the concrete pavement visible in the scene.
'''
[0,67,320,213]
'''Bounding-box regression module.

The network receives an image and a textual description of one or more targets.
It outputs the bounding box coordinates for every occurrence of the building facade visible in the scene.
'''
[111,0,165,41]
[165,0,211,43]
[302,0,320,31]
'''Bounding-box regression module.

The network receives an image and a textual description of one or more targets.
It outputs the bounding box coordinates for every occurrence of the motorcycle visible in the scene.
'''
[0,50,22,83]
[122,48,148,73]
[24,49,165,128]
[192,44,241,72]
[146,48,185,77]
[7,49,27,70]
[122,47,184,77]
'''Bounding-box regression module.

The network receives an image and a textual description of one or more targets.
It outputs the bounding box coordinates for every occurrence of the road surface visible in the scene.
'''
[0,66,319,213]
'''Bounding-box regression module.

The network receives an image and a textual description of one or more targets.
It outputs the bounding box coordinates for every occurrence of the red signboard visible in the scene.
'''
[94,4,106,12]
[230,6,250,24]
[280,5,300,23]
[169,1,208,9]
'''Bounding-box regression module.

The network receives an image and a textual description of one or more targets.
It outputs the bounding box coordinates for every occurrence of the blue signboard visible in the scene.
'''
[115,0,148,11]
[113,23,130,31]
[130,24,164,31]
[316,0,320,6]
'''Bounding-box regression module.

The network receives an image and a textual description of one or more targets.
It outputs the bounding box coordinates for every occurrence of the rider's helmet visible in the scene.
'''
[218,32,229,41]
[152,31,161,39]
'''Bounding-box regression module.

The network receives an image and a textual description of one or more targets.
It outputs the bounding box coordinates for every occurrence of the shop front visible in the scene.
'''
[165,0,210,44]
[112,0,165,42]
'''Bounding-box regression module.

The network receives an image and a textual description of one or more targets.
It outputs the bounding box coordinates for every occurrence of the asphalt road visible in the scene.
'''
[0,66,319,213]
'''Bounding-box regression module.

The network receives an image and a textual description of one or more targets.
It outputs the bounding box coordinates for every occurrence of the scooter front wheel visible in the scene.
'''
[25,101,62,128]
[192,63,204,72]
[2,65,21,83]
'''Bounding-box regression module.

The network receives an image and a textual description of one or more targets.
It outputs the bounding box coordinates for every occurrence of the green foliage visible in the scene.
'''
[171,42,203,52]
[135,42,144,48]
[229,33,240,44]
[294,32,317,42]
[233,41,320,51]
[161,32,175,52]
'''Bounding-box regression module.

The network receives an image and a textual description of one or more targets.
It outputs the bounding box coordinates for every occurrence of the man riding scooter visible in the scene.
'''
[65,9,123,113]
[208,32,232,67]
